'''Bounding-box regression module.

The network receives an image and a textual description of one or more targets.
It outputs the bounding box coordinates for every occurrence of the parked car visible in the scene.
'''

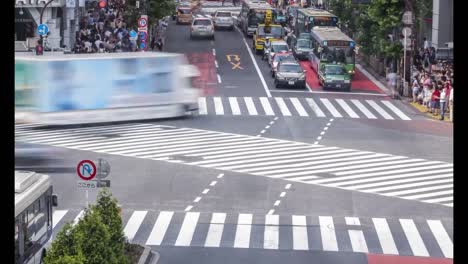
[271,52,296,77]
[274,61,306,89]
[190,17,215,39]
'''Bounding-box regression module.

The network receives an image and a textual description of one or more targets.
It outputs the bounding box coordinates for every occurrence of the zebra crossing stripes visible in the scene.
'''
[196,96,412,120]
[16,125,452,207]
[51,209,453,258]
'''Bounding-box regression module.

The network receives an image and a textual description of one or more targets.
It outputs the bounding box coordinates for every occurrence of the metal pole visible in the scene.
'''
[404,31,407,90]
[86,189,89,207]
[38,0,55,54]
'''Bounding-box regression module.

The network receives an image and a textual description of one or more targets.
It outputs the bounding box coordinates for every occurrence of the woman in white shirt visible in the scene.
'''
[439,86,448,120]
[449,88,453,122]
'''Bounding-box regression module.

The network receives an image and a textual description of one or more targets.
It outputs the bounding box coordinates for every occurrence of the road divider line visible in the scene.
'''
[217,74,222,84]
[212,49,216,56]
[214,60,219,68]
[52,210,68,229]
[238,27,271,97]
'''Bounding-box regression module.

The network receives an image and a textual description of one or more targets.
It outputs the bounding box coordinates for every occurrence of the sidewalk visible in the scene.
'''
[409,102,452,123]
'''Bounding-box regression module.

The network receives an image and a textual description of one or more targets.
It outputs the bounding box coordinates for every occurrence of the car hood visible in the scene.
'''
[296,47,312,52]
[324,75,349,81]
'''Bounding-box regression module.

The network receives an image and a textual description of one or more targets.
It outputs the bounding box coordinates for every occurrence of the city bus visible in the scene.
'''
[15,171,58,264]
[294,8,338,35]
[14,52,200,125]
[238,0,277,36]
[308,27,356,76]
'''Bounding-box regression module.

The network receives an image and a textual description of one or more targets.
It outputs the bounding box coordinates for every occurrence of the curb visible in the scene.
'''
[409,102,452,123]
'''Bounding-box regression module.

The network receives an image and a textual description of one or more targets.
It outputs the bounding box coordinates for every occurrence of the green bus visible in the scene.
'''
[308,27,356,76]
[294,8,338,36]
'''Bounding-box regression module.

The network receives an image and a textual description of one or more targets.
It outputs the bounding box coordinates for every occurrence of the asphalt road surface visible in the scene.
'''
[15,3,453,263]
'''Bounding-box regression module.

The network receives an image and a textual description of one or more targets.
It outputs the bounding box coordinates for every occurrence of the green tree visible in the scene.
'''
[44,223,83,263]
[45,254,86,264]
[92,188,128,264]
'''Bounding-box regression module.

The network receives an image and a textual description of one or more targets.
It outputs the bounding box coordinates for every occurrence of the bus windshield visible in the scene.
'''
[258,26,283,38]
[321,47,355,64]
[248,9,277,26]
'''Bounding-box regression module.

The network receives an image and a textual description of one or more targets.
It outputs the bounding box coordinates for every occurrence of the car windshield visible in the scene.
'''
[258,26,283,38]
[280,64,303,73]
[297,39,311,49]
[216,12,231,17]
[325,65,345,75]
[193,19,211,26]
[178,8,191,14]
[272,44,288,53]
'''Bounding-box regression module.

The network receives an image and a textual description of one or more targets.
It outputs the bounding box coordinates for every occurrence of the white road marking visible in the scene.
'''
[234,214,252,248]
[210,181,217,186]
[202,189,210,194]
[214,60,219,68]
[244,97,258,115]
[382,101,412,120]
[264,214,279,249]
[239,28,271,97]
[427,220,453,258]
[260,97,275,115]
[280,192,286,197]
[351,99,377,119]
[205,213,226,247]
[184,205,193,211]
[228,97,241,115]
[366,100,394,120]
[319,216,338,251]
[400,219,430,257]
[267,209,275,215]
[372,218,399,255]
[146,211,174,245]
[274,200,281,206]
[213,97,224,115]
[72,210,84,226]
[349,230,369,253]
[123,211,147,242]
[320,98,342,118]
[52,210,68,229]
[193,197,202,203]
[275,97,292,116]
[289,97,309,116]
[217,74,222,83]
[198,97,207,115]
[335,99,359,118]
[175,212,200,246]
[292,215,309,250]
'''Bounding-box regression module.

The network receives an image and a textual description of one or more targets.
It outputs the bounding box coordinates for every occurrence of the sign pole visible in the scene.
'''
[403,30,407,88]
[86,189,89,207]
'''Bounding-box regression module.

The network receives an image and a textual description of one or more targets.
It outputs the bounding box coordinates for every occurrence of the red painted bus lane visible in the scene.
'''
[186,52,218,96]
[367,254,453,264]
[298,61,385,94]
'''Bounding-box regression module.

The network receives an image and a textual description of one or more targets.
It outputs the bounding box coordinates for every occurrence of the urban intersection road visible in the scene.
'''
[15,3,453,263]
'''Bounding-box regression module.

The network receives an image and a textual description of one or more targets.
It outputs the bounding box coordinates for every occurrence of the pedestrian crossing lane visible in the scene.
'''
[51,209,452,258]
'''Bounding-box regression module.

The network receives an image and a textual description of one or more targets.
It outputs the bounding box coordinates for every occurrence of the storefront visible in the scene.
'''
[15,0,85,51]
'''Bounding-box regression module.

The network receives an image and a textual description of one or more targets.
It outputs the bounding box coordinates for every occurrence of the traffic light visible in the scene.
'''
[98,0,107,8]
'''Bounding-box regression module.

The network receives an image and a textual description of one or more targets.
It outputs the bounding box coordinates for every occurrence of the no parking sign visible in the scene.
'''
[138,15,148,51]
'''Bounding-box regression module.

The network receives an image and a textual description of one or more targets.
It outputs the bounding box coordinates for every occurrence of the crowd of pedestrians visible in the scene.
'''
[411,44,453,122]
[73,1,136,53]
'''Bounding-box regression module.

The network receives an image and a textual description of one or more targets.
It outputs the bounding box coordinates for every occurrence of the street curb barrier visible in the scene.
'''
[138,246,160,264]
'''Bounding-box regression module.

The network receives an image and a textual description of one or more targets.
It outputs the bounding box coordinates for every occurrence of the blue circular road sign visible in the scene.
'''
[37,24,49,36]
[129,30,137,38]
[140,42,146,49]
[139,31,148,41]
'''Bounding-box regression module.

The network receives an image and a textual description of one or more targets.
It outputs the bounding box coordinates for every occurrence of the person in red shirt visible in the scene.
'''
[431,86,441,116]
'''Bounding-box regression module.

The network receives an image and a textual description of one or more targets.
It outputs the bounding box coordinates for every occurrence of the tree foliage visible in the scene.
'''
[45,190,129,264]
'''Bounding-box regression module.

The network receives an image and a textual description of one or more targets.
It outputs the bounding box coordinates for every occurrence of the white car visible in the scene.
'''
[213,11,234,30]
[190,17,215,40]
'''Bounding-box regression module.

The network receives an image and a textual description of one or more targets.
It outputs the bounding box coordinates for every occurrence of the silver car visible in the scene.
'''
[273,61,307,89]
[190,17,215,40]
[213,11,234,30]
[263,40,290,67]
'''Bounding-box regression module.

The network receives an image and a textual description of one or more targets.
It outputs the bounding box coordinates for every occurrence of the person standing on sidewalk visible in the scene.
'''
[449,87,454,122]
[439,85,448,120]
[431,85,441,116]
[412,77,420,103]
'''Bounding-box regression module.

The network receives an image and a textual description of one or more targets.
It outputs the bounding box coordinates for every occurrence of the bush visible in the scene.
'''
[45,189,131,264]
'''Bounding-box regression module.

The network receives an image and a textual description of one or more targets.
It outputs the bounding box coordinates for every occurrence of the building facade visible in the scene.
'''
[15,0,85,51]
[431,0,453,48]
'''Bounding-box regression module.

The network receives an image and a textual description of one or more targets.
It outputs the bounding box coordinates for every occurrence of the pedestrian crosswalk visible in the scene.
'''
[51,209,453,258]
[196,97,412,120]
[15,124,453,207]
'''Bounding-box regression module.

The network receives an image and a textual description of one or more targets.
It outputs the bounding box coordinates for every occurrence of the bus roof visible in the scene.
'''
[310,27,353,43]
[243,0,274,10]
[15,52,183,62]
[15,171,51,217]
[297,8,337,17]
